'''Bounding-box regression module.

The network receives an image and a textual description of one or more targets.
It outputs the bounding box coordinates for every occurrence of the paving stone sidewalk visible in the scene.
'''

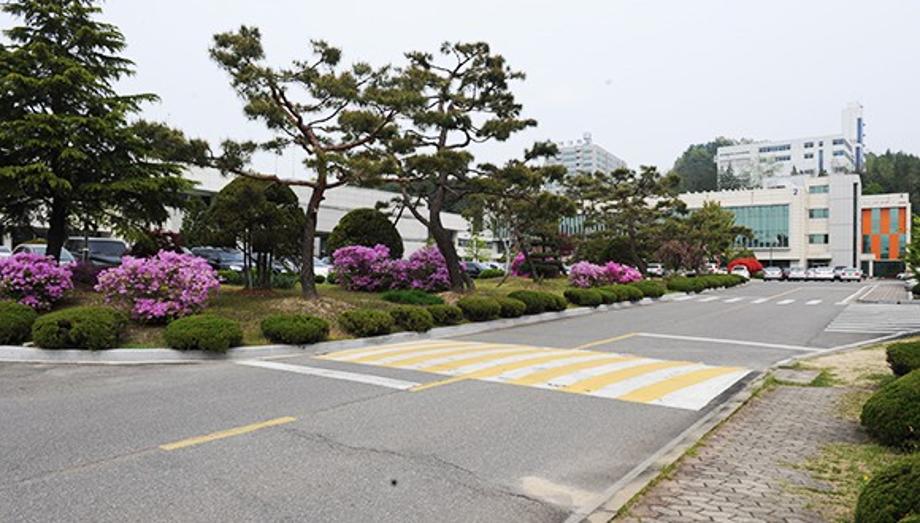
[615,385,864,523]
[858,281,910,304]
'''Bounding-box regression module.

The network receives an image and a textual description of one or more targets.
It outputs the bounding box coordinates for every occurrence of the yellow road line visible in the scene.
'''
[616,366,743,403]
[410,351,602,392]
[419,347,553,372]
[508,354,637,386]
[342,342,485,364]
[377,344,519,368]
[571,332,637,351]
[159,416,296,451]
[318,340,459,360]
[561,361,691,394]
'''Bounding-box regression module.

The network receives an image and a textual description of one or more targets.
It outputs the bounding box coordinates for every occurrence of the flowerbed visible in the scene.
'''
[331,244,449,293]
[568,260,642,288]
[0,252,73,310]
[95,250,220,322]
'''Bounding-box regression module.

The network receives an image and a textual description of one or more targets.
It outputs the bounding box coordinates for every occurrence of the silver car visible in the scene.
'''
[810,266,836,281]
[12,243,76,265]
[787,267,808,281]
[762,266,783,281]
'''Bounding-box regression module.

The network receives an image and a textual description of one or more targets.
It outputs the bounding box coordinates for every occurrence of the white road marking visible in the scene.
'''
[776,299,795,305]
[806,299,822,305]
[236,360,419,390]
[751,298,770,304]
[697,296,720,303]
[826,303,920,334]
[635,332,822,352]
[836,285,871,306]
[671,295,697,302]
[592,364,707,398]
[654,369,752,410]
[723,297,743,303]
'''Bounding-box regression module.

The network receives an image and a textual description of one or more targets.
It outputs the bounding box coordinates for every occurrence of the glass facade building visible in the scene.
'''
[724,204,790,248]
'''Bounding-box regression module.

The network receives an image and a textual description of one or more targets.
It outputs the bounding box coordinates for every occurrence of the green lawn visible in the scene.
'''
[52,276,572,348]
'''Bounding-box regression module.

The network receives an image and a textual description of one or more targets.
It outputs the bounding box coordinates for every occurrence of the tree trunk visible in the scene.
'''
[299,185,324,299]
[429,210,473,293]
[45,196,69,262]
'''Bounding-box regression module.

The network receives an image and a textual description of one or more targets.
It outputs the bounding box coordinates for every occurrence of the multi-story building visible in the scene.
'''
[545,133,627,191]
[715,103,865,187]
[860,193,912,277]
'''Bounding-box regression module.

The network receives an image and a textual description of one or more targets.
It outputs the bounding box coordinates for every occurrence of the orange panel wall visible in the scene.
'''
[880,208,891,234]
[862,209,872,235]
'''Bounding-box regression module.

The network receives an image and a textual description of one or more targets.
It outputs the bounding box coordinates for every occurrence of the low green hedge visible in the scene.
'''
[272,273,298,289]
[218,269,244,285]
[666,274,745,293]
[506,290,567,314]
[854,454,920,523]
[32,306,127,350]
[564,288,604,307]
[380,289,444,306]
[457,296,501,322]
[164,315,243,352]
[477,268,505,279]
[494,296,527,318]
[601,284,644,302]
[631,280,666,298]
[314,274,326,284]
[860,369,920,450]
[426,304,464,326]
[0,301,38,345]
[338,308,393,337]
[388,306,435,332]
[887,342,920,377]
[260,314,329,345]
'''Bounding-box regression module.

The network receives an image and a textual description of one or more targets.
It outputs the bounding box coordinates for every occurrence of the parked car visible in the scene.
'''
[832,266,847,281]
[730,265,751,279]
[810,266,836,281]
[65,237,127,267]
[190,247,245,271]
[646,263,665,277]
[905,278,918,290]
[787,267,808,281]
[762,266,784,281]
[12,243,76,265]
[0,246,10,259]
[704,262,727,275]
[897,271,913,280]
[839,267,863,281]
[313,258,331,278]
[461,261,482,277]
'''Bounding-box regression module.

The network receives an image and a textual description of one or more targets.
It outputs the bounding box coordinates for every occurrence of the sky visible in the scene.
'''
[4,0,919,177]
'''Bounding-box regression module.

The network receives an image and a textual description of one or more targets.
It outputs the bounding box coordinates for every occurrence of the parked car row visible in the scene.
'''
[461,260,503,277]
[762,265,863,281]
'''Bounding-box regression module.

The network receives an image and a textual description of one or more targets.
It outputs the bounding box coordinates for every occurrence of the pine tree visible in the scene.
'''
[0,0,193,259]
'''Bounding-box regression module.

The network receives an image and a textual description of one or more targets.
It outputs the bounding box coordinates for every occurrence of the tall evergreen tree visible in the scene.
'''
[670,137,737,192]
[0,0,193,259]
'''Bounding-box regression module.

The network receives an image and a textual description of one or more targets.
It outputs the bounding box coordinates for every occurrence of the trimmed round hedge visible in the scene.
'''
[860,369,920,450]
[260,314,329,345]
[596,288,618,305]
[326,208,404,259]
[388,306,435,332]
[601,284,644,302]
[32,306,127,350]
[854,454,920,523]
[338,308,394,337]
[164,315,243,352]
[0,301,38,345]
[426,304,464,326]
[507,290,566,315]
[381,289,444,306]
[631,280,666,298]
[477,268,505,279]
[887,342,920,377]
[564,288,604,307]
[494,296,526,318]
[457,296,501,322]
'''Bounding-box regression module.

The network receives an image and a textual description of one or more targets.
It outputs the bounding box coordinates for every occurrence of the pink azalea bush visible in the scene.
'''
[95,250,220,322]
[568,260,643,288]
[0,252,73,310]
[332,244,450,293]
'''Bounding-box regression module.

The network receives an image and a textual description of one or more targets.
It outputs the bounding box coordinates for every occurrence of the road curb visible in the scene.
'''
[0,296,672,365]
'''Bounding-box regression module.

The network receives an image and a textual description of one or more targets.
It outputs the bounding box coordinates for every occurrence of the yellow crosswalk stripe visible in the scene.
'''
[318,340,458,361]
[615,366,743,403]
[508,354,637,386]
[420,347,557,372]
[561,361,691,394]
[377,344,519,368]
[343,342,485,364]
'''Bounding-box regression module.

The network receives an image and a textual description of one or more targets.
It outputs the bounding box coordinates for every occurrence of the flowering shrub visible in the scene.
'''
[0,252,73,310]
[727,257,764,274]
[510,252,527,277]
[331,244,395,292]
[392,246,450,292]
[95,251,220,322]
[332,244,450,293]
[568,260,643,288]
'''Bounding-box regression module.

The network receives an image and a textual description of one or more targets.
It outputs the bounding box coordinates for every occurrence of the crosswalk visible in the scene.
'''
[664,294,835,307]
[825,304,920,334]
[317,340,750,411]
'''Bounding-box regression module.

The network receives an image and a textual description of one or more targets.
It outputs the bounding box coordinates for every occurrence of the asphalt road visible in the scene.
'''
[0,281,898,522]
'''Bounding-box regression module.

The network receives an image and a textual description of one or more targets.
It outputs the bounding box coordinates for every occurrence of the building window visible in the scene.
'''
[804,153,814,159]
[900,234,907,257]
[863,235,872,254]
[758,144,791,153]
[808,234,829,244]
[724,204,790,248]
[804,142,814,148]
[871,208,881,234]
[881,235,890,258]
[833,150,846,157]
[833,138,846,145]
[809,185,829,194]
[774,155,791,162]
[809,208,829,219]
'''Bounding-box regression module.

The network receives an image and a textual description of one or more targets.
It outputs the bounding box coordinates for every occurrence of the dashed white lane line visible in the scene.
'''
[235,360,419,390]
[776,299,795,305]
[697,296,720,303]
[671,295,696,302]
[634,333,822,352]
[723,297,743,303]
[806,299,822,305]
[751,298,770,304]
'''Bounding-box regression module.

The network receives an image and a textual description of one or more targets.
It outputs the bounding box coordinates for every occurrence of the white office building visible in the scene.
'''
[715,103,865,187]
[545,133,627,190]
